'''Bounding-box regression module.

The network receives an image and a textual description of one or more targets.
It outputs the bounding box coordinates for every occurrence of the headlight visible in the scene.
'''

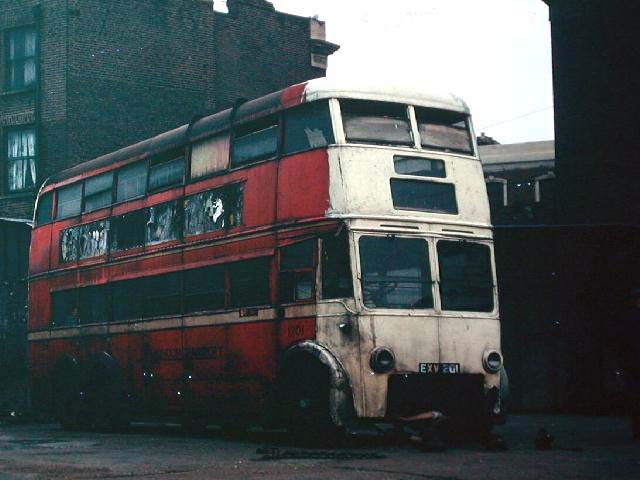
[482,350,503,373]
[370,347,396,374]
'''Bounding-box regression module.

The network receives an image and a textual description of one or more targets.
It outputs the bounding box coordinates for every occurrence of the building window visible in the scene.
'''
[5,27,37,90]
[485,176,508,211]
[7,128,36,191]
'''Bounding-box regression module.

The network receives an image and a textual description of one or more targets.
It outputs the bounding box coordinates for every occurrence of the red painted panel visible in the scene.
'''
[29,225,52,275]
[226,322,278,379]
[183,326,227,381]
[29,280,51,331]
[281,82,308,108]
[277,150,330,222]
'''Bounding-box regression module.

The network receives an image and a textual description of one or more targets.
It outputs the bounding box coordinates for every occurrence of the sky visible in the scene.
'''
[268,0,554,144]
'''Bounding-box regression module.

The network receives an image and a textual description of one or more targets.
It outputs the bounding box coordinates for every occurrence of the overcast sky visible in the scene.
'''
[269,0,554,144]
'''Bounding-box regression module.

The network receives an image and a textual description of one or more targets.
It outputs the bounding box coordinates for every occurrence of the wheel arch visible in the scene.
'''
[281,340,354,427]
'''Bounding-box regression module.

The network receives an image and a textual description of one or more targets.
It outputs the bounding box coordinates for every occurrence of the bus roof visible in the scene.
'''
[44,79,470,190]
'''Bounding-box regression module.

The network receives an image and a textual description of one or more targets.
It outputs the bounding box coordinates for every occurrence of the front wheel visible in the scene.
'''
[279,359,342,446]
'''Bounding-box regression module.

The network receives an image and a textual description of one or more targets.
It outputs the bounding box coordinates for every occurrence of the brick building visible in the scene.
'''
[0,0,337,413]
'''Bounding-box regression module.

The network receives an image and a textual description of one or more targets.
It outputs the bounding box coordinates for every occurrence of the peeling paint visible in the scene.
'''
[146,201,180,245]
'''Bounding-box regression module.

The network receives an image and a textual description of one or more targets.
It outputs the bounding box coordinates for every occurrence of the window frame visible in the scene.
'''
[6,125,37,192]
[230,114,281,170]
[278,239,318,304]
[4,26,37,92]
[147,151,186,193]
[82,171,115,213]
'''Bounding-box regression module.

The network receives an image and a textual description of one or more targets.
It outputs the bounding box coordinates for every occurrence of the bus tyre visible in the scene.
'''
[84,355,130,432]
[52,356,84,430]
[280,359,341,447]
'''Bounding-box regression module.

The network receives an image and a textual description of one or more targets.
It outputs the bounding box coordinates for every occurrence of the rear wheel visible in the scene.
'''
[52,356,84,430]
[83,356,130,432]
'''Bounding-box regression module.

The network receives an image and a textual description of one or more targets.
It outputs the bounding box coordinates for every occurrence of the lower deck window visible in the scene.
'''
[437,241,493,312]
[390,179,458,214]
[321,231,353,299]
[51,289,77,327]
[359,236,433,309]
[278,240,316,303]
[230,258,271,307]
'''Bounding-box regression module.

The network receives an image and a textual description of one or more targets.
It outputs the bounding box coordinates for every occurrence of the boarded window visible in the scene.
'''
[341,100,413,147]
[230,258,271,307]
[184,183,244,236]
[232,116,279,167]
[146,200,181,245]
[321,230,353,299]
[51,289,77,327]
[110,209,146,251]
[36,191,53,225]
[116,162,147,202]
[83,172,113,212]
[279,240,316,303]
[416,108,473,154]
[148,156,185,191]
[184,265,226,313]
[437,241,493,312]
[394,156,445,178]
[283,101,334,155]
[390,179,458,214]
[56,183,82,219]
[78,284,110,324]
[7,127,36,191]
[190,133,230,179]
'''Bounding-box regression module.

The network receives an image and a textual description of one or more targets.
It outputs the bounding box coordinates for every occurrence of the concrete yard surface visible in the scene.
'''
[0,414,638,479]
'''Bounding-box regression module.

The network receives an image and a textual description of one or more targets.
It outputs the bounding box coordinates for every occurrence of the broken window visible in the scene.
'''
[321,230,353,299]
[341,100,413,147]
[232,115,279,167]
[51,289,77,327]
[279,240,316,303]
[56,183,82,219]
[78,284,110,324]
[415,107,473,155]
[116,161,147,202]
[283,101,334,155]
[7,127,36,191]
[83,172,113,212]
[183,183,244,236]
[184,265,226,313]
[77,220,109,259]
[60,227,79,262]
[36,191,53,225]
[61,220,110,262]
[394,156,446,178]
[437,241,493,312]
[148,155,185,191]
[110,209,146,251]
[390,178,458,214]
[190,133,230,179]
[230,258,271,307]
[146,200,181,245]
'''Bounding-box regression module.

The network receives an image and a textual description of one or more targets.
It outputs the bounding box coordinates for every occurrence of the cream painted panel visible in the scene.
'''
[438,317,501,388]
[327,146,491,225]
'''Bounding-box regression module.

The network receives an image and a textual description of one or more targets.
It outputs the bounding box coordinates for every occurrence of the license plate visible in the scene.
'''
[419,362,460,374]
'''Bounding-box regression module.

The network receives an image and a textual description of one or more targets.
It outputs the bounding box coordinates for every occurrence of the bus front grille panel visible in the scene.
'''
[386,373,485,420]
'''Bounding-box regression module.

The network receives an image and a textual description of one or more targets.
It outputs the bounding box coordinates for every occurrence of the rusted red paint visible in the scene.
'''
[281,82,308,108]
[277,150,330,222]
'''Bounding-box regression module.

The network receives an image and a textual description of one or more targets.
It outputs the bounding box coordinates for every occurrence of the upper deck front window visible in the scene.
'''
[341,100,413,147]
[415,107,473,154]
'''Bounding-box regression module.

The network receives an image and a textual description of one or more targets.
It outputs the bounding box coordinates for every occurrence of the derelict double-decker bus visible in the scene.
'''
[28,78,505,435]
